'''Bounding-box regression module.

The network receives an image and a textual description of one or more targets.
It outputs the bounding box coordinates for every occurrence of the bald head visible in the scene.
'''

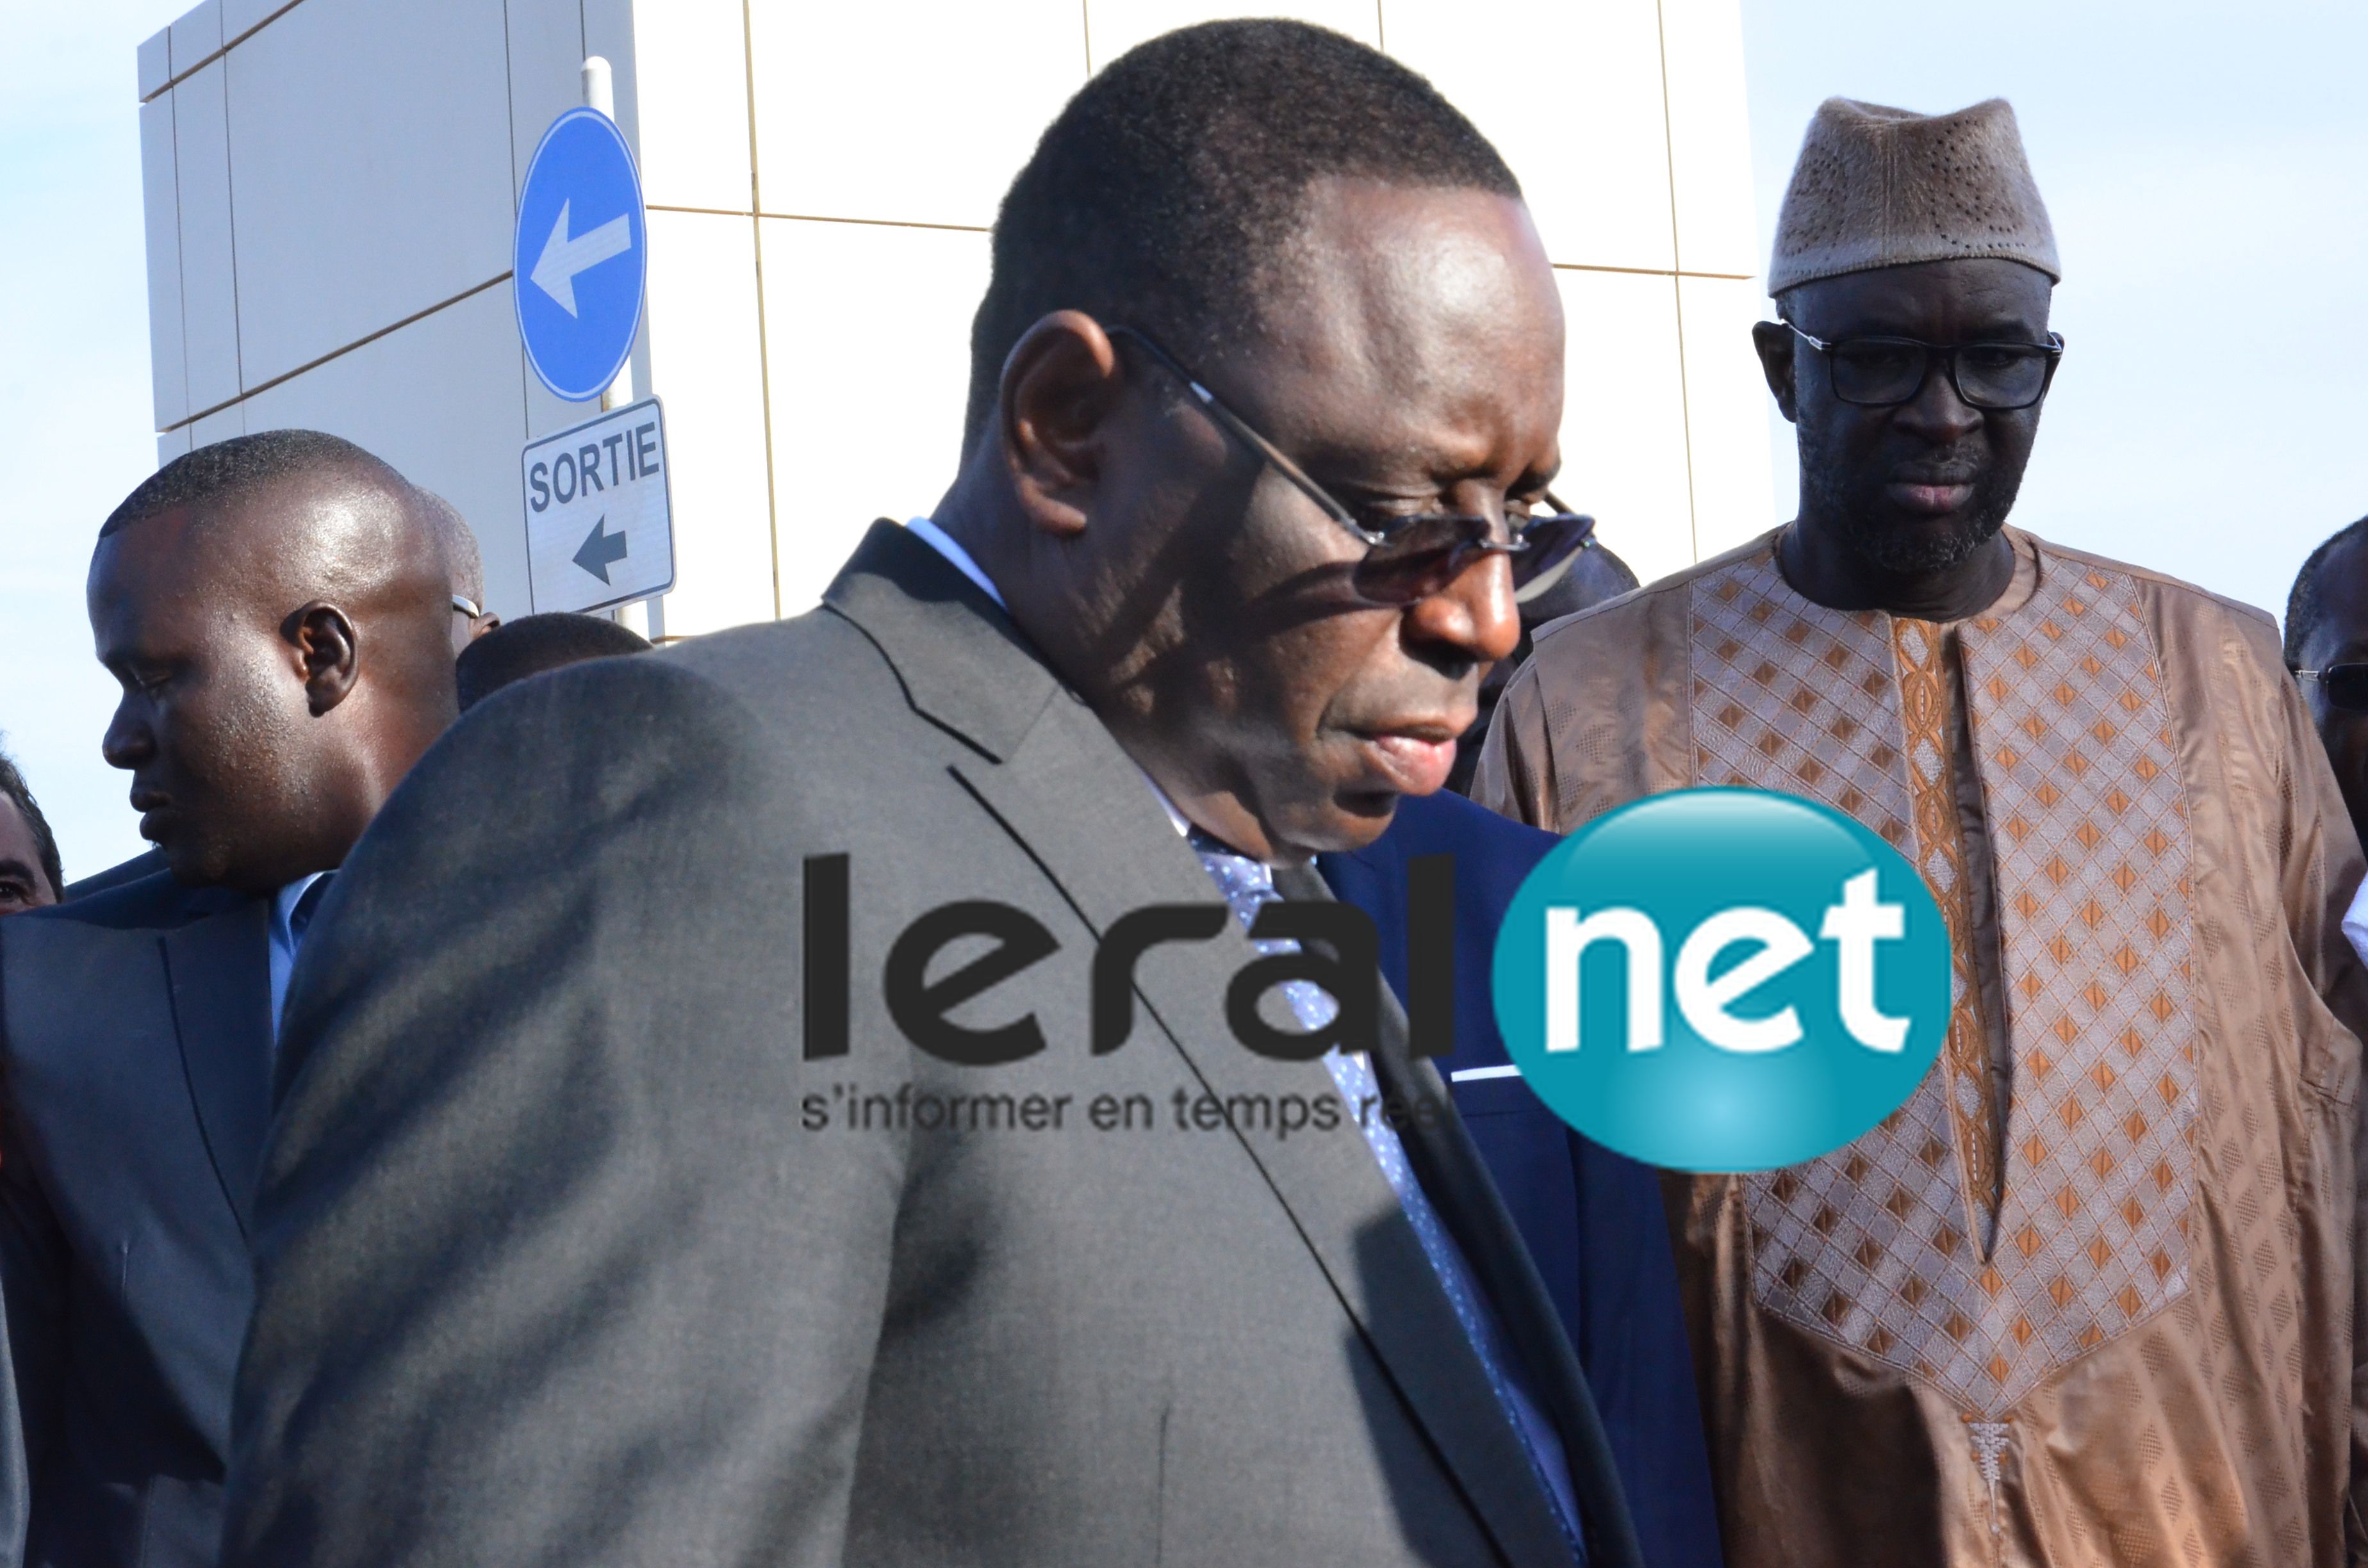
[89,431,459,892]
[420,489,500,650]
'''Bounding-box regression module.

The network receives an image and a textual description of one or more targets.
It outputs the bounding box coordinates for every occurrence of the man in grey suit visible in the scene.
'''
[227,24,1638,1565]
[0,431,457,1567]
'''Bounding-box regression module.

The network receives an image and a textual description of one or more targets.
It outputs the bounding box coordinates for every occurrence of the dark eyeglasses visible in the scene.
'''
[2294,663,2368,713]
[451,593,483,619]
[1107,326,1596,605]
[1783,322,2066,411]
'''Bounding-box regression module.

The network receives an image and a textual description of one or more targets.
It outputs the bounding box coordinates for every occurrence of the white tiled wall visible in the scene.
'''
[630,0,751,214]
[138,0,1773,634]
[1679,274,1778,560]
[643,209,775,635]
[745,0,1085,227]
[1557,268,1695,587]
[174,60,240,414]
[226,0,516,388]
[1660,0,1759,277]
[755,216,992,614]
[138,95,186,430]
[1386,0,1679,275]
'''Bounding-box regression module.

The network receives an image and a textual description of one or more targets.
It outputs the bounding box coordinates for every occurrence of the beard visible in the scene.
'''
[1797,425,2026,576]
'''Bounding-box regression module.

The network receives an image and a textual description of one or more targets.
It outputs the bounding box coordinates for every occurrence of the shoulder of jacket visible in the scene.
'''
[10,870,218,936]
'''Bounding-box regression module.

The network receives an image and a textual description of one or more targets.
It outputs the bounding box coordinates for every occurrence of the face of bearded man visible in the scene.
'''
[1765,256,2055,582]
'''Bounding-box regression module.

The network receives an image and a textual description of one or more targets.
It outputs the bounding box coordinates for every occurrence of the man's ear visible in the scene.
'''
[997,311,1125,540]
[285,602,361,716]
[1750,320,1802,425]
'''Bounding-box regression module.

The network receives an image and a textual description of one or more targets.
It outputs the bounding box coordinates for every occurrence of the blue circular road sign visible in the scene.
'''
[513,107,647,402]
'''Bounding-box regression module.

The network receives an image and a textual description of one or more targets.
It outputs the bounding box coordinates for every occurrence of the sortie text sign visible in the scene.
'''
[521,396,675,614]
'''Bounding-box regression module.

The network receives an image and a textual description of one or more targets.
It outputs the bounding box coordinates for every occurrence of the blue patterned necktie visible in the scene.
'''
[1188,832,1586,1561]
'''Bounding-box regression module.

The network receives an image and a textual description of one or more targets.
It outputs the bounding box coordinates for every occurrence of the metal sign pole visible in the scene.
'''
[580,55,658,640]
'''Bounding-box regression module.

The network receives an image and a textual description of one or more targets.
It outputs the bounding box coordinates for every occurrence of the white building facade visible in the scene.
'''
[136,0,1773,637]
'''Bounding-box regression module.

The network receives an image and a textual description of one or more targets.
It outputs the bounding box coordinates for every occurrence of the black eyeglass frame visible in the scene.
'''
[1105,325,1593,601]
[2293,662,2368,713]
[1782,320,2067,411]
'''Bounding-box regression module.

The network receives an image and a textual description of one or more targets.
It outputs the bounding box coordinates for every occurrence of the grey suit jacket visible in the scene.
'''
[0,871,272,1568]
[224,523,1643,1567]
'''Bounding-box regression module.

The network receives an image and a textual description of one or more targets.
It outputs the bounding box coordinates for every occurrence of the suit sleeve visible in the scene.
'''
[0,1000,50,1568]
[222,657,912,1568]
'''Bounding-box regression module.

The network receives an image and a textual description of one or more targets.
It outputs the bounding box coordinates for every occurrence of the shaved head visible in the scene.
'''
[420,489,498,649]
[90,432,459,892]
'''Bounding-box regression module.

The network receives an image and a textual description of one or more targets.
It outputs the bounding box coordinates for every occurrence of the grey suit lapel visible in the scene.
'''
[826,522,1581,1565]
[160,894,274,1241]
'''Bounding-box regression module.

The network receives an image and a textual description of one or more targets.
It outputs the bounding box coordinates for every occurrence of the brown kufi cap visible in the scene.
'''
[1769,97,2059,294]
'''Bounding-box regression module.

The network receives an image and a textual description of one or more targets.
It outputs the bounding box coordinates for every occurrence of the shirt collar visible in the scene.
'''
[904,516,1005,610]
[271,870,331,952]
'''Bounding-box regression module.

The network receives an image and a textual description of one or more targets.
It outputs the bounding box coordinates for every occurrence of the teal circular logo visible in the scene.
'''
[1492,787,1951,1172]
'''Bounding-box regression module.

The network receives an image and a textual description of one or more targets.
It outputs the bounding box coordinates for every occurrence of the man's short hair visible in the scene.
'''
[964,19,1520,450]
[2285,514,2368,667]
[454,613,654,712]
[102,429,408,539]
[0,749,65,902]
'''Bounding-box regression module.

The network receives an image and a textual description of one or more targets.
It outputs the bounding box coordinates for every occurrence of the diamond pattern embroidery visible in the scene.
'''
[1957,567,2198,1403]
[1695,551,2201,1414]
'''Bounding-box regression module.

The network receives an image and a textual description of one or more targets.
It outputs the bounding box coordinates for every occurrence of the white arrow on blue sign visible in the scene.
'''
[513,107,647,402]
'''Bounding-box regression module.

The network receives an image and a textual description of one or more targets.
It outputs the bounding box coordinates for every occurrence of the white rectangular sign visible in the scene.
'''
[521,396,675,614]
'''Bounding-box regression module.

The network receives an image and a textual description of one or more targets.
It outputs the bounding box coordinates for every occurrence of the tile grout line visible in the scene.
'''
[501,0,529,508]
[648,204,1753,281]
[165,88,192,441]
[648,204,991,234]
[1654,0,1701,563]
[142,0,307,103]
[219,45,247,425]
[742,0,783,620]
[160,273,511,435]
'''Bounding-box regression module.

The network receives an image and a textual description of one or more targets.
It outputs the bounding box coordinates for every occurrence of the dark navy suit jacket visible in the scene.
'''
[0,870,270,1567]
[1323,790,1725,1568]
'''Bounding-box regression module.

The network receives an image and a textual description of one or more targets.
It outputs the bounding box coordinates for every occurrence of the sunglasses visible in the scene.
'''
[2294,663,2368,713]
[1107,326,1597,605]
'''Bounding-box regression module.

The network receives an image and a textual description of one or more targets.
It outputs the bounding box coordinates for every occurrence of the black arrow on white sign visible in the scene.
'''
[573,516,630,584]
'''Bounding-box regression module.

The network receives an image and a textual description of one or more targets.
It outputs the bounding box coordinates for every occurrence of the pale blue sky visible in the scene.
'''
[5,1,2366,882]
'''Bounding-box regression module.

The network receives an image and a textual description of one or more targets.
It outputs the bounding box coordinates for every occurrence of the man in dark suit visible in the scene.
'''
[61,847,167,902]
[227,23,1640,1568]
[1322,789,1725,1567]
[0,430,457,1568]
